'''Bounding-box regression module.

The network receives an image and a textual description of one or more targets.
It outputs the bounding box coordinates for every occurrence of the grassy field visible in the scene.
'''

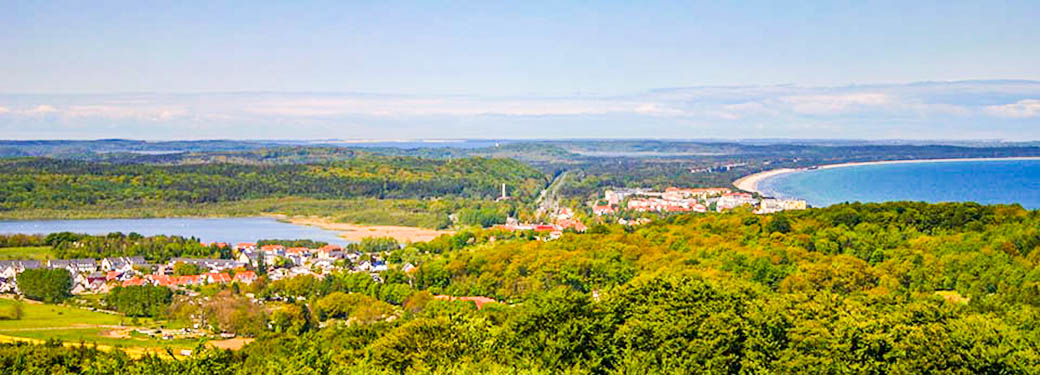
[0,197,458,228]
[0,298,197,352]
[0,298,127,329]
[0,246,53,260]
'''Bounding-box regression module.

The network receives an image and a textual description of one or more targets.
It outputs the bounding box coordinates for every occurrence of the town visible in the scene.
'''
[591,187,807,216]
[0,242,404,296]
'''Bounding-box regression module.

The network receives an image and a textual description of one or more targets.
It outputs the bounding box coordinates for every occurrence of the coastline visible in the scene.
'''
[732,168,798,195]
[733,156,1040,195]
[275,215,454,243]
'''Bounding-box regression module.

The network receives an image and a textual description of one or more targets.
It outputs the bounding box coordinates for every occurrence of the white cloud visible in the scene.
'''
[2,80,1040,139]
[65,105,187,121]
[984,99,1040,118]
[26,104,58,114]
[777,93,893,115]
[242,97,660,117]
[633,103,685,116]
[712,101,779,119]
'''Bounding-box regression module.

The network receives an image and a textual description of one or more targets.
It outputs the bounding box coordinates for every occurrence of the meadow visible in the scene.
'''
[0,196,513,229]
[0,246,52,260]
[0,298,198,353]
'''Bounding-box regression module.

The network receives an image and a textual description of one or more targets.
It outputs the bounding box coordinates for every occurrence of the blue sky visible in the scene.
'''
[1,1,1039,140]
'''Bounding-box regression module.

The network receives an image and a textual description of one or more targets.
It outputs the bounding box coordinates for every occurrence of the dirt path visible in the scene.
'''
[0,324,126,332]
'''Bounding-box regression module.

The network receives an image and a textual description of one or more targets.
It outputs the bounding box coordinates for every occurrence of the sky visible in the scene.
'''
[1,0,1038,140]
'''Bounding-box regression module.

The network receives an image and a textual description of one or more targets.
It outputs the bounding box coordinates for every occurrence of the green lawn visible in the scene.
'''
[0,246,53,260]
[0,196,459,228]
[0,298,195,350]
[4,327,200,349]
[0,298,128,329]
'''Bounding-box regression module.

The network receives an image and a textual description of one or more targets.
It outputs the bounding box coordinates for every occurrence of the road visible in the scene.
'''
[534,170,572,220]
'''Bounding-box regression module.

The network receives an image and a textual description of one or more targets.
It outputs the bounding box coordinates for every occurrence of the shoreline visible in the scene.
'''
[273,215,454,243]
[733,156,1040,195]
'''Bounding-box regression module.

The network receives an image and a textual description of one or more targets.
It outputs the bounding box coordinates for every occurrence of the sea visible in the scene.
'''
[0,217,350,246]
[757,159,1040,209]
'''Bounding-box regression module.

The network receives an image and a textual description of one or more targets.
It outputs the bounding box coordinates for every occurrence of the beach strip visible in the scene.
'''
[733,156,1040,195]
[284,216,454,243]
[733,168,797,194]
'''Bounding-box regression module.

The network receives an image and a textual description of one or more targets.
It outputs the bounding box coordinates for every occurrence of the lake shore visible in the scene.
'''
[733,156,1040,194]
[277,215,454,243]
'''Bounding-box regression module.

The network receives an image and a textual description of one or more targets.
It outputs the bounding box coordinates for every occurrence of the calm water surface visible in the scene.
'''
[758,159,1040,209]
[0,217,349,245]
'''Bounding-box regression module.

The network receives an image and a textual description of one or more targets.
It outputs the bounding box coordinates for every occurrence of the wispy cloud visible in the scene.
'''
[984,99,1040,118]
[65,105,188,121]
[25,104,58,115]
[777,93,893,115]
[241,97,664,117]
[1,80,1039,140]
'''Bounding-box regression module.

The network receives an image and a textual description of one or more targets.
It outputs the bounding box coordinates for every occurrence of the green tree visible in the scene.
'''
[16,269,72,303]
[173,262,205,276]
[104,285,174,317]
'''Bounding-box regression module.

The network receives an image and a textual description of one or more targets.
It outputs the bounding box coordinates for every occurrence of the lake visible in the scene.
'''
[758,159,1040,209]
[0,217,350,246]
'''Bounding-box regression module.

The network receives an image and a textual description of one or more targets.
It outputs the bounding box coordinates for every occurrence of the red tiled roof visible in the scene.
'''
[121,277,147,287]
[234,271,257,281]
[165,275,202,286]
[205,272,232,283]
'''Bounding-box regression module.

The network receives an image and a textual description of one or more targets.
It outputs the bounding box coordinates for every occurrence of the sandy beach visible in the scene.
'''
[280,215,454,243]
[732,168,798,194]
[733,156,1040,194]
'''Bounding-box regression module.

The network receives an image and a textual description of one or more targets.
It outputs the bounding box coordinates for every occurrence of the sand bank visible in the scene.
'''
[281,216,454,243]
[733,156,1040,194]
[732,168,798,194]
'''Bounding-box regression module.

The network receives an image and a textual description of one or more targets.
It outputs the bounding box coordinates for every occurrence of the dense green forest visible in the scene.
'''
[0,156,544,206]
[4,202,1040,373]
[0,155,546,225]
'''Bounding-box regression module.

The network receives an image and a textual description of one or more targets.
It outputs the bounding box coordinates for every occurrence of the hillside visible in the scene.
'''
[3,201,1039,373]
[0,156,548,226]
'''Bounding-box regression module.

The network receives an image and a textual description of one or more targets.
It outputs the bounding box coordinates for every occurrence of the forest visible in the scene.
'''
[2,201,1040,373]
[44,232,228,261]
[0,155,546,226]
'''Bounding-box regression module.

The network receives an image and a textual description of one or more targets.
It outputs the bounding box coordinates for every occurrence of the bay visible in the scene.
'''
[758,159,1040,209]
[0,217,349,246]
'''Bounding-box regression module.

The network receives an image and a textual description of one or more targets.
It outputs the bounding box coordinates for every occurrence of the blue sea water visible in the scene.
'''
[0,217,350,246]
[757,159,1040,209]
